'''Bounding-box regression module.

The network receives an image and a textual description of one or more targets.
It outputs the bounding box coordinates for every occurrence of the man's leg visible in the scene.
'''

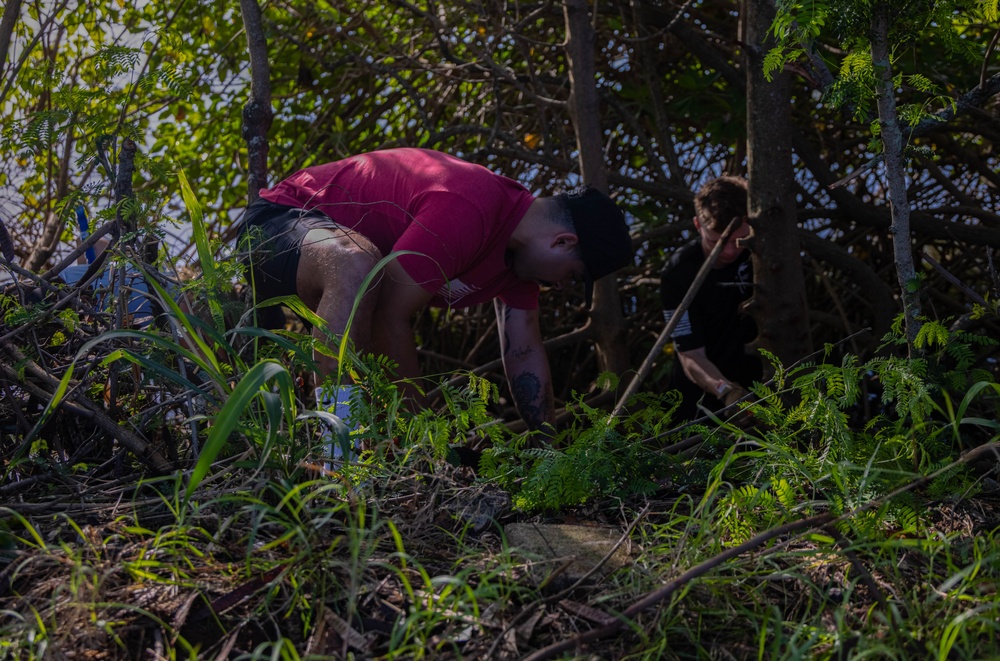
[296,228,383,462]
[296,227,383,374]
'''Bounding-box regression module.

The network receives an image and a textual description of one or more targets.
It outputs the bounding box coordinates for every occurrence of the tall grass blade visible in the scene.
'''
[141,267,226,377]
[253,295,327,330]
[177,168,225,333]
[77,328,225,397]
[186,359,294,499]
[229,326,317,371]
[100,347,214,401]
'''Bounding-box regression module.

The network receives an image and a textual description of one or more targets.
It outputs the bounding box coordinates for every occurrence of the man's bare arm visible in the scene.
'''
[371,258,434,405]
[495,300,556,431]
[677,346,746,402]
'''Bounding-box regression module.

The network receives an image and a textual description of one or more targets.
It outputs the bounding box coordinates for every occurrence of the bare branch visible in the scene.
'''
[239,0,273,202]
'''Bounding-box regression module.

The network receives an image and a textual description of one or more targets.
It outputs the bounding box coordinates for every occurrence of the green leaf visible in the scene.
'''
[177,168,225,333]
[186,359,294,499]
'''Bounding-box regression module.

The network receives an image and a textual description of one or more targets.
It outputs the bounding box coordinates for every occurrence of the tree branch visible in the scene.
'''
[0,344,172,474]
[909,72,1000,139]
[239,0,273,203]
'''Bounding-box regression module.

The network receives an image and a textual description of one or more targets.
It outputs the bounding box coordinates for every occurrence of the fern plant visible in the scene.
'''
[372,371,506,465]
[480,388,677,511]
[704,317,998,544]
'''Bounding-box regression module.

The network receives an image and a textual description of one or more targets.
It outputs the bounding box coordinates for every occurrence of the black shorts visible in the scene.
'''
[236,197,341,302]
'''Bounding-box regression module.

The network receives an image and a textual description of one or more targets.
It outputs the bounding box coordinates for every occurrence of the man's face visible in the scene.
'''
[696,216,750,267]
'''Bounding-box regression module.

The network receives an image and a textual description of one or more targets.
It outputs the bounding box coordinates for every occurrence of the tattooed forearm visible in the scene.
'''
[511,371,551,430]
[495,302,554,434]
[495,303,537,359]
[508,344,536,360]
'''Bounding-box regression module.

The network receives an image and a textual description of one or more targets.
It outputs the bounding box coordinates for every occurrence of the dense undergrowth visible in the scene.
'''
[2,214,1000,658]
[2,275,1000,659]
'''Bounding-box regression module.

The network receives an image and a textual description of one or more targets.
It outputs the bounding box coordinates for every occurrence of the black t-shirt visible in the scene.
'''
[660,239,761,413]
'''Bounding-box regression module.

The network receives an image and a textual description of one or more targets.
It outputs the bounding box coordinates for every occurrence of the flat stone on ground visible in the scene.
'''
[504,523,632,585]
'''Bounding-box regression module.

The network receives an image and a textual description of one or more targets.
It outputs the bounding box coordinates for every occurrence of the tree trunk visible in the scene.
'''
[239,0,273,204]
[25,211,65,273]
[562,0,630,378]
[114,139,138,232]
[744,0,813,373]
[871,2,921,352]
[0,0,21,75]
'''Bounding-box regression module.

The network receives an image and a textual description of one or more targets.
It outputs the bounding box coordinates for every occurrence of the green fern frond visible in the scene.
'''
[55,88,104,111]
[772,0,831,40]
[19,110,71,153]
[915,320,949,351]
[981,0,999,22]
[969,368,996,386]
[139,67,192,97]
[925,460,971,499]
[906,73,938,94]
[840,51,873,77]
[893,500,920,533]
[942,370,967,393]
[827,76,874,122]
[595,370,619,391]
[898,103,939,128]
[945,342,976,373]
[763,47,804,82]
[756,347,787,390]
[521,446,560,461]
[95,45,142,77]
[773,479,797,512]
[486,404,668,511]
[468,373,498,405]
[960,331,998,348]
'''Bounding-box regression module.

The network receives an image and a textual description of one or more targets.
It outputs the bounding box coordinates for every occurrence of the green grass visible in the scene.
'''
[3,218,999,659]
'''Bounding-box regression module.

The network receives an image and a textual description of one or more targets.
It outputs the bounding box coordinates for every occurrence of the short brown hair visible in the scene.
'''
[694,176,747,232]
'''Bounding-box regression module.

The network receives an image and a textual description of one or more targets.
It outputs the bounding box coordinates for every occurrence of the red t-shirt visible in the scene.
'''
[259,148,539,310]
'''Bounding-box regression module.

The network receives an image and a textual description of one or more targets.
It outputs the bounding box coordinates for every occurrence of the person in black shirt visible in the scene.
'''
[660,176,761,421]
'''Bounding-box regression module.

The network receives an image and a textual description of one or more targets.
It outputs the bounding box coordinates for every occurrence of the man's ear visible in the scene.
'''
[692,216,702,232]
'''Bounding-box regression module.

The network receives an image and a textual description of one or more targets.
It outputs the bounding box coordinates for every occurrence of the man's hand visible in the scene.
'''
[720,382,755,428]
[722,382,750,408]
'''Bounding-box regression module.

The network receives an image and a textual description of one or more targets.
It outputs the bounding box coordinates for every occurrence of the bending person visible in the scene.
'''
[237,148,633,442]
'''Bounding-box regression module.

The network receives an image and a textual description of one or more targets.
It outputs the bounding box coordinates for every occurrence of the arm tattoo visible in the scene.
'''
[511,371,549,430]
[509,345,535,360]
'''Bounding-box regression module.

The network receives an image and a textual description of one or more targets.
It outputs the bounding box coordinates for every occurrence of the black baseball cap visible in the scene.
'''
[559,186,633,307]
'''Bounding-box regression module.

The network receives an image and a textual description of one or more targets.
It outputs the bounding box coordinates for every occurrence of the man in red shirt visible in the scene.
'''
[238,148,632,442]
